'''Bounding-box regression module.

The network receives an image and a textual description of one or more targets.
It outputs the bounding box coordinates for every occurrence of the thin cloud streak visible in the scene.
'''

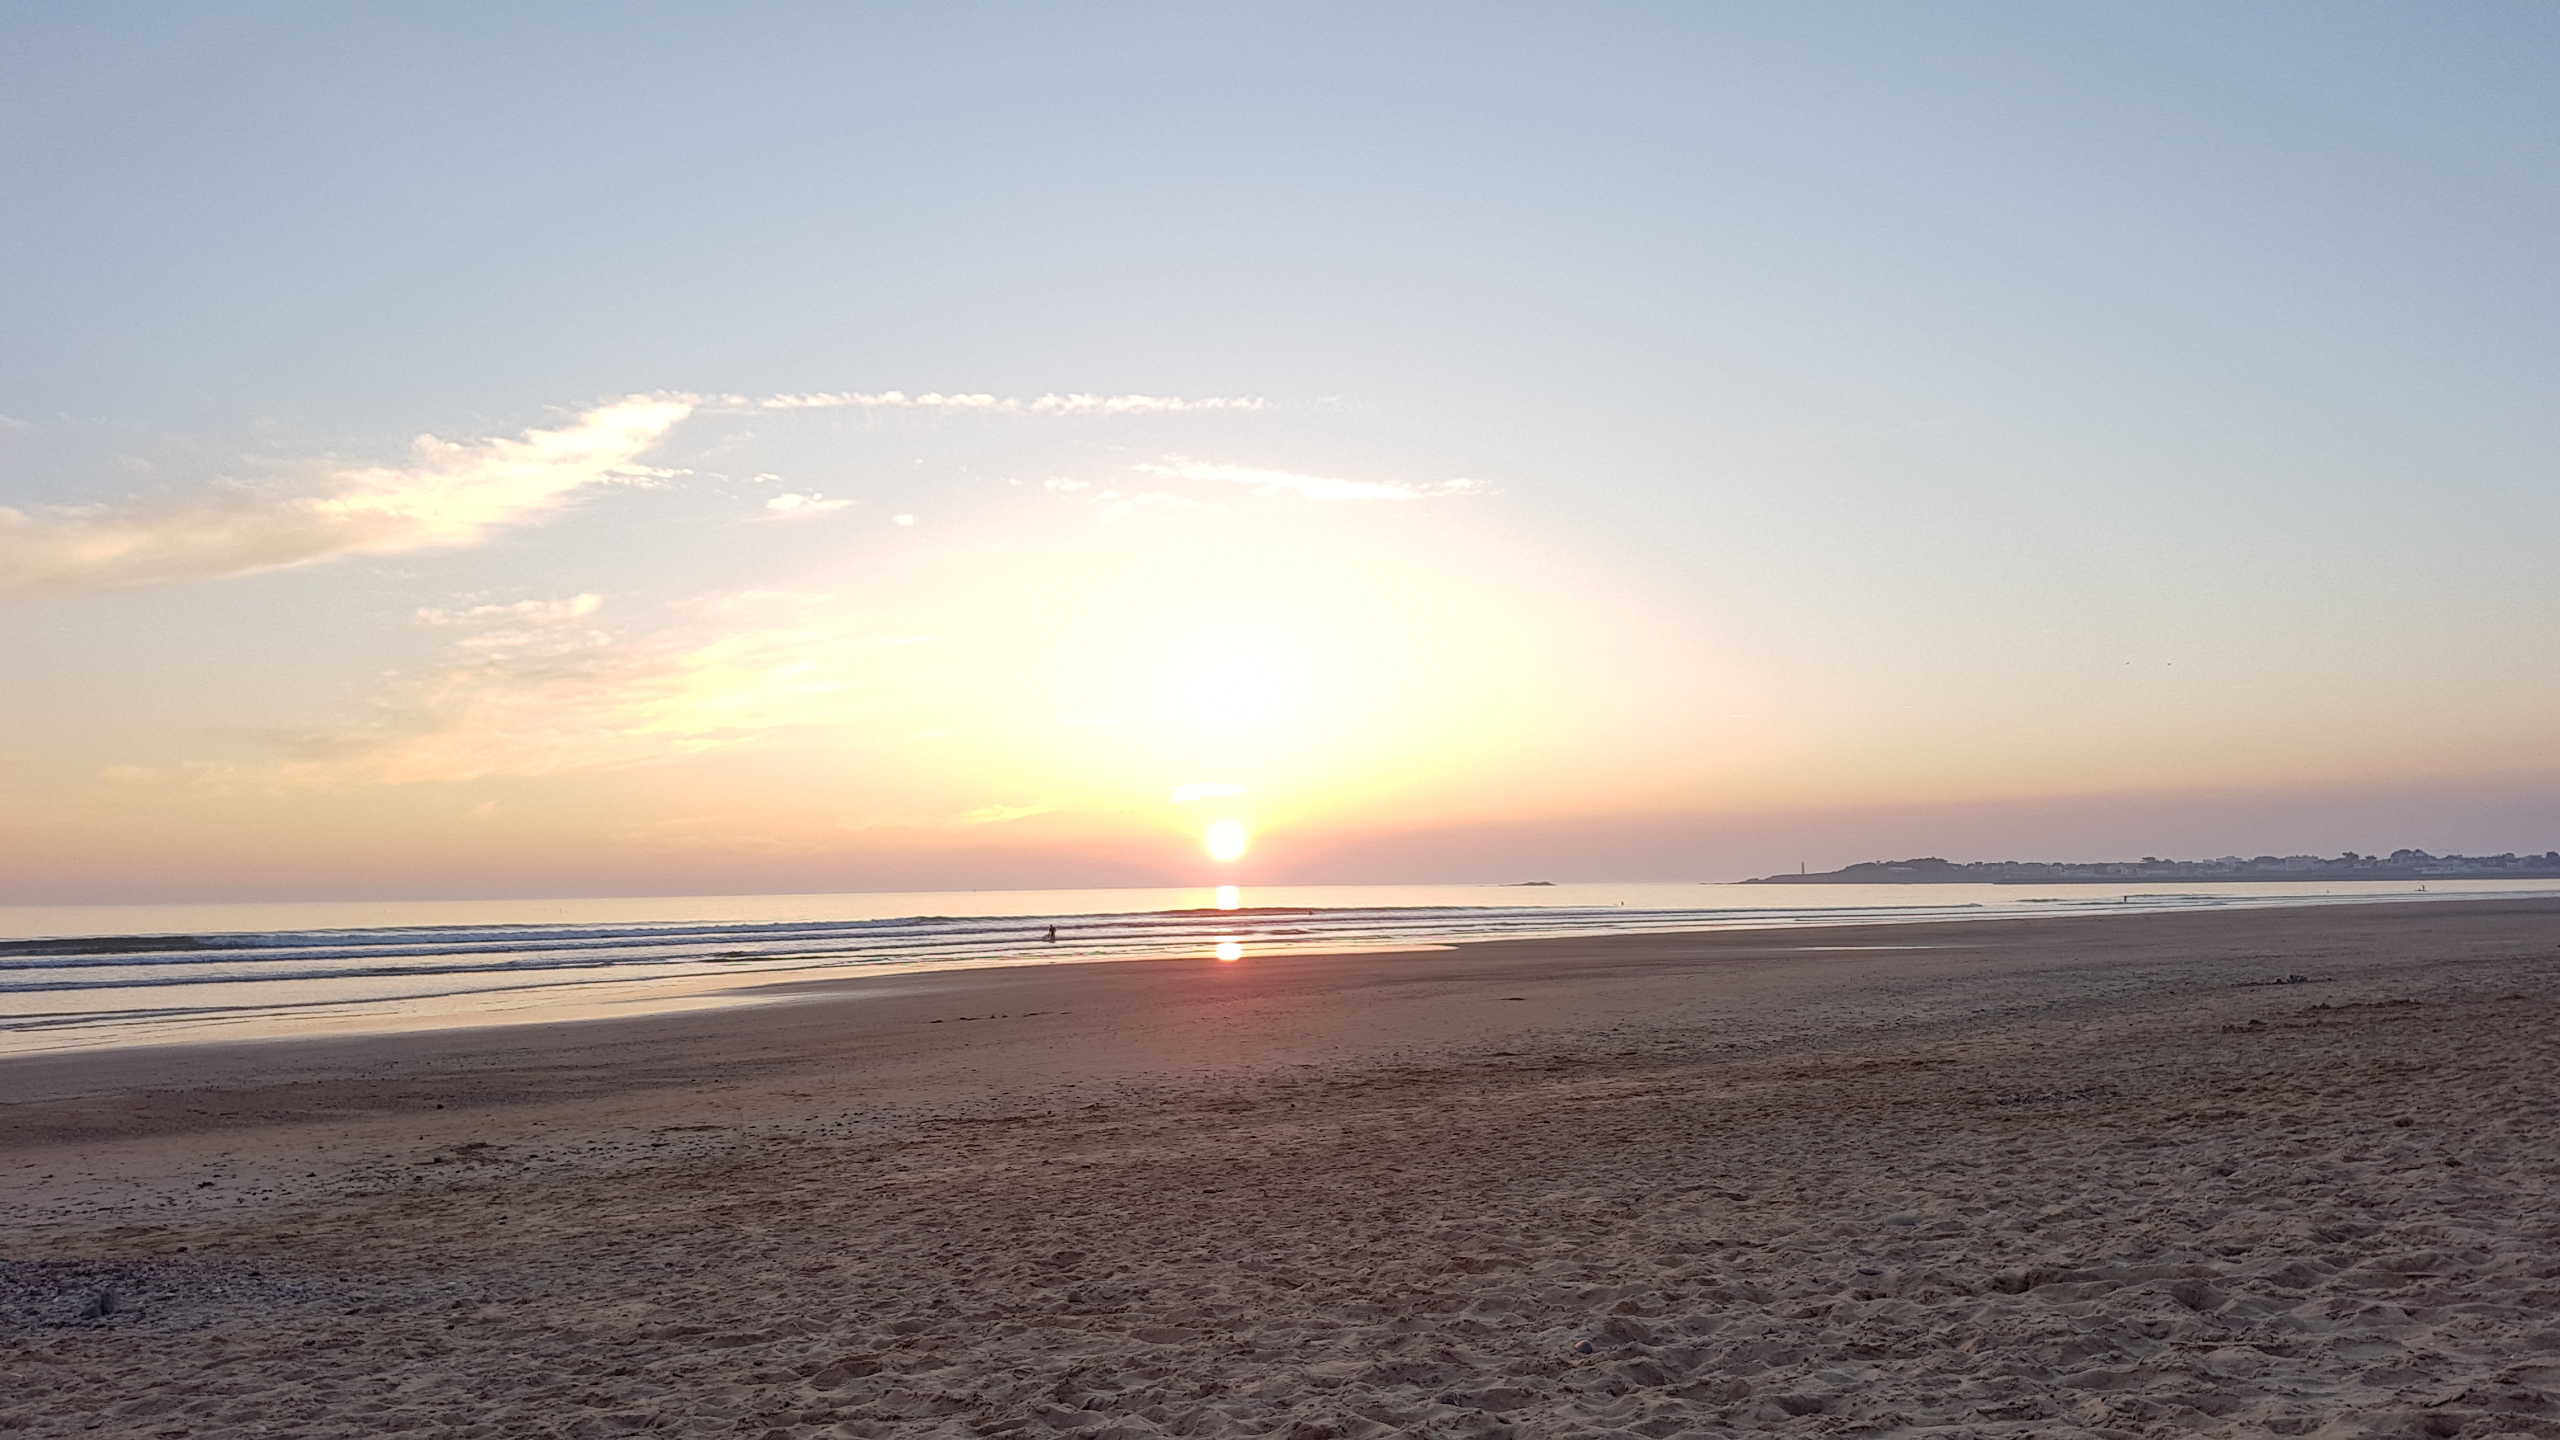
[760,492,854,519]
[1133,456,1478,502]
[746,391,1269,416]
[415,594,605,627]
[0,396,694,597]
[959,802,1055,825]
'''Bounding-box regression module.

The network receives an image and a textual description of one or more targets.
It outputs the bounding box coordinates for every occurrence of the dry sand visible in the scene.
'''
[5,899,2559,1438]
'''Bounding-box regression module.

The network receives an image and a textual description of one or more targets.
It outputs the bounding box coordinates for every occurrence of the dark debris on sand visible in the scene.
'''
[0,1256,375,1334]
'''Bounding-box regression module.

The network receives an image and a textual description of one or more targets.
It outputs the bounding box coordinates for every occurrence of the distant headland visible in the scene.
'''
[1743,850,2560,885]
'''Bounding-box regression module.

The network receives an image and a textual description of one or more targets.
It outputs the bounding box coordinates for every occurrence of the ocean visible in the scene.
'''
[6,878,2555,1055]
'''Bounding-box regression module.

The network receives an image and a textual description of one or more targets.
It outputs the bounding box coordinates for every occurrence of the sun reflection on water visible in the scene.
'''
[1214,938,1243,963]
[1215,884,1240,910]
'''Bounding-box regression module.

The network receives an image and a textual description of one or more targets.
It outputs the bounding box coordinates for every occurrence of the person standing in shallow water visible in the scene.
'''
[1044,925,1057,943]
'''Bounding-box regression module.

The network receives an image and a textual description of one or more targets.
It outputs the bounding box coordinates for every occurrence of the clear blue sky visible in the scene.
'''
[5,4,2556,901]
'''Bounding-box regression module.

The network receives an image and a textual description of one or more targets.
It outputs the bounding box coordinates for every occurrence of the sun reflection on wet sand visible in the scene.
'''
[1214,939,1243,962]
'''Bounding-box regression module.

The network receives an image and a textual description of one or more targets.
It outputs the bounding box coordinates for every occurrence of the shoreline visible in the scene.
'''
[3,894,2551,1138]
[8,883,2553,1065]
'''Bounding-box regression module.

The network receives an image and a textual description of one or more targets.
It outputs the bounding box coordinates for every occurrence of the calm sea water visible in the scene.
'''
[5,879,2554,1055]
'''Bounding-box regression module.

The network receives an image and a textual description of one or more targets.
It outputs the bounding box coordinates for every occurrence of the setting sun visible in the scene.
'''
[1204,818,1250,863]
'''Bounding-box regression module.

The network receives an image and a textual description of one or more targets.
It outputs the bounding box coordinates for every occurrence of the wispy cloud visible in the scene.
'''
[415,593,604,627]
[959,802,1054,825]
[3,386,1280,599]
[745,391,1268,416]
[761,492,854,519]
[1132,456,1478,502]
[0,396,694,597]
[221,590,895,786]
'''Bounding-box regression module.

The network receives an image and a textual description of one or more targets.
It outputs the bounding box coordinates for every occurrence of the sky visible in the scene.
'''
[5,3,2557,903]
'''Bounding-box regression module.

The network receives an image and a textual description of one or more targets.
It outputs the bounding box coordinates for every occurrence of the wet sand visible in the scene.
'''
[6,900,2559,1438]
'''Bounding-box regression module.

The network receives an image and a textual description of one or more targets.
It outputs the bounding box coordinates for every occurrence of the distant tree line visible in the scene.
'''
[1745,850,2560,884]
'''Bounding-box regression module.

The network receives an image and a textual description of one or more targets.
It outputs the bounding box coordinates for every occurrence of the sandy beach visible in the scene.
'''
[6,898,2559,1438]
